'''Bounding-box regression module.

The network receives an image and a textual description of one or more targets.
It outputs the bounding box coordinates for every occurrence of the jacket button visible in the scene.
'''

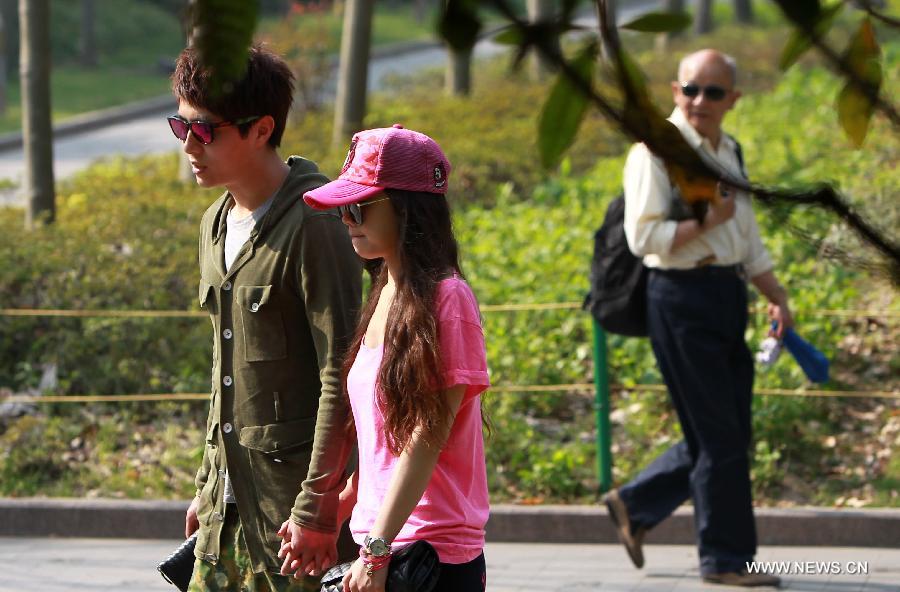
[223,376,232,387]
[206,553,218,562]
[223,423,233,434]
[222,281,232,291]
[250,302,260,312]
[212,512,223,521]
[218,469,226,477]
[223,329,232,339]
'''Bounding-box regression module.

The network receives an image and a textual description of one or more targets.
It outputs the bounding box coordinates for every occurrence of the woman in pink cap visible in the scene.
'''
[296,125,489,592]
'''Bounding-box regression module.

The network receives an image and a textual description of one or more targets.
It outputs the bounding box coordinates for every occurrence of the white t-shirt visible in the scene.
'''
[622,108,773,277]
[224,195,275,271]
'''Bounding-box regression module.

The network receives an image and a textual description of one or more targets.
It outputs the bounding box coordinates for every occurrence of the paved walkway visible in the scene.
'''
[1,538,897,592]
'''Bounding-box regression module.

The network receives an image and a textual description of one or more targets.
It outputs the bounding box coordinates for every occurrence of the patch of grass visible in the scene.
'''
[0,0,181,134]
[257,3,440,55]
[0,71,173,134]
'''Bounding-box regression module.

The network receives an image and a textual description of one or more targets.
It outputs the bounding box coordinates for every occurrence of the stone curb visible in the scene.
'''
[0,40,441,155]
[0,36,457,156]
[0,20,528,155]
[0,94,177,153]
[2,498,898,547]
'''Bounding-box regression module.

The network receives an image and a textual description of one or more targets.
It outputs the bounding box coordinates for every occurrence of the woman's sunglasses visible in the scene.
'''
[680,83,729,102]
[338,197,391,225]
[167,114,260,145]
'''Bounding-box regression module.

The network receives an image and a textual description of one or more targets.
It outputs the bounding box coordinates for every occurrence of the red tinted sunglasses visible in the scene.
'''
[167,114,260,145]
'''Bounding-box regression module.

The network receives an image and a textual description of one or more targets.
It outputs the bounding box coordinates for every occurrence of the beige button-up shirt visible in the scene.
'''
[622,108,773,278]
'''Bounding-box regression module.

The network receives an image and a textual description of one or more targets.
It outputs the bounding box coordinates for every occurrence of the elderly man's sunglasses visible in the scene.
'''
[167,114,260,145]
[338,197,391,225]
[681,83,729,102]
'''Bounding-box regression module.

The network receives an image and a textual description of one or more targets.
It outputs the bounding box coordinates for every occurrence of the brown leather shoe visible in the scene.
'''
[603,489,645,569]
[703,570,781,587]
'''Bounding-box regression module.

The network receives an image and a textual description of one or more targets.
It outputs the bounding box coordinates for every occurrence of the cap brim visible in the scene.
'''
[303,179,384,209]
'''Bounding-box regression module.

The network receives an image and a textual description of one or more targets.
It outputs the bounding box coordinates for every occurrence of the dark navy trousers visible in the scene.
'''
[619,266,757,575]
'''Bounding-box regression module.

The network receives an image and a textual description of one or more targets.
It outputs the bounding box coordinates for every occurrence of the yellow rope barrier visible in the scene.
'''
[1,305,897,319]
[0,309,206,318]
[4,385,898,404]
[2,393,209,403]
[479,302,583,312]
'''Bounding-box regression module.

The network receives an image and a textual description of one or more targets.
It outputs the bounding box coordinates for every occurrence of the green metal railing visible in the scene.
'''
[592,319,613,493]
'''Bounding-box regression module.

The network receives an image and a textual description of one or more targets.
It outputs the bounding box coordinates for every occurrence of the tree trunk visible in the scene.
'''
[599,0,617,61]
[734,0,753,24]
[445,46,471,96]
[527,0,557,80]
[656,0,684,51]
[80,0,97,67]
[20,0,54,227]
[694,0,714,34]
[332,0,373,147]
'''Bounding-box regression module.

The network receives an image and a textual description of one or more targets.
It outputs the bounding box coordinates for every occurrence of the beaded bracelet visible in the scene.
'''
[359,547,392,576]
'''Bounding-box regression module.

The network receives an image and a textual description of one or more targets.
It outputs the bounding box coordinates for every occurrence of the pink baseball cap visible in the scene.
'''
[304,124,451,209]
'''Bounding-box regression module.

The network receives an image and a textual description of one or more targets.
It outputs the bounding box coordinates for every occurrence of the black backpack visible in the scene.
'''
[583,194,648,337]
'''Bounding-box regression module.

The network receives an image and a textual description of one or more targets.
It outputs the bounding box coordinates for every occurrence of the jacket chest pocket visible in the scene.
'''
[237,285,287,362]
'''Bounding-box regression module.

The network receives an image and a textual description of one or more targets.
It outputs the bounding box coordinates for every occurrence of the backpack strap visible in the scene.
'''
[728,134,748,180]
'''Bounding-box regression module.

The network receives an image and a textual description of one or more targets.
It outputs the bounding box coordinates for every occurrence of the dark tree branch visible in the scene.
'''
[853,0,900,28]
[481,0,900,282]
[774,0,900,127]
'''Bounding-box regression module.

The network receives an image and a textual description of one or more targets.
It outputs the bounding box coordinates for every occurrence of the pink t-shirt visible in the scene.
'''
[347,276,490,564]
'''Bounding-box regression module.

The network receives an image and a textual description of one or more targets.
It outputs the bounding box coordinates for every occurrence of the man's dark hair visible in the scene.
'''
[171,44,294,148]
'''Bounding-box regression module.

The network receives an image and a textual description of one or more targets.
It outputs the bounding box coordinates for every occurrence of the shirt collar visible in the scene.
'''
[668,107,734,157]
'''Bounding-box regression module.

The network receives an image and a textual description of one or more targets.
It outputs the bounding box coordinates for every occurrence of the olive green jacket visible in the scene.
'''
[192,156,361,574]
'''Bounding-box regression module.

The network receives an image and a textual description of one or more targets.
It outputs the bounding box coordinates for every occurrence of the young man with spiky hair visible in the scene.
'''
[169,44,361,592]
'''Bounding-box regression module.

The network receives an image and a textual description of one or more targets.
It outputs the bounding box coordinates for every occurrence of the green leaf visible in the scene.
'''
[837,83,874,148]
[844,18,882,86]
[438,0,482,52]
[537,43,598,170]
[493,27,522,46]
[779,2,843,71]
[836,18,882,148]
[190,0,259,97]
[619,11,692,33]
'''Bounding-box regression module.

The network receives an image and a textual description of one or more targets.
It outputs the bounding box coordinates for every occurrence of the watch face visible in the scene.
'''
[366,537,391,557]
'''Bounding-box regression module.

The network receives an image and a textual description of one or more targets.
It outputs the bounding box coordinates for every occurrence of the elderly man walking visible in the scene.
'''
[604,49,791,587]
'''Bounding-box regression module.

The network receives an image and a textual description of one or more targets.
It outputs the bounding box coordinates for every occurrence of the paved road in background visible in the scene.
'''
[1,538,898,592]
[0,1,661,207]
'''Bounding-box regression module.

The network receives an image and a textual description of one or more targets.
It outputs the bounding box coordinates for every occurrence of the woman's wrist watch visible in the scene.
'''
[363,535,392,557]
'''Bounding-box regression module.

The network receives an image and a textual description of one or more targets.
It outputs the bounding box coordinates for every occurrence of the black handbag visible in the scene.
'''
[157,533,198,592]
[319,539,441,592]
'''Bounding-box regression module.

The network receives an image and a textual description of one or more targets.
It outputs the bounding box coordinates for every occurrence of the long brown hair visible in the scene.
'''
[341,188,463,454]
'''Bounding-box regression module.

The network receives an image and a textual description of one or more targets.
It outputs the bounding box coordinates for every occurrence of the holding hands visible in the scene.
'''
[277,520,337,579]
